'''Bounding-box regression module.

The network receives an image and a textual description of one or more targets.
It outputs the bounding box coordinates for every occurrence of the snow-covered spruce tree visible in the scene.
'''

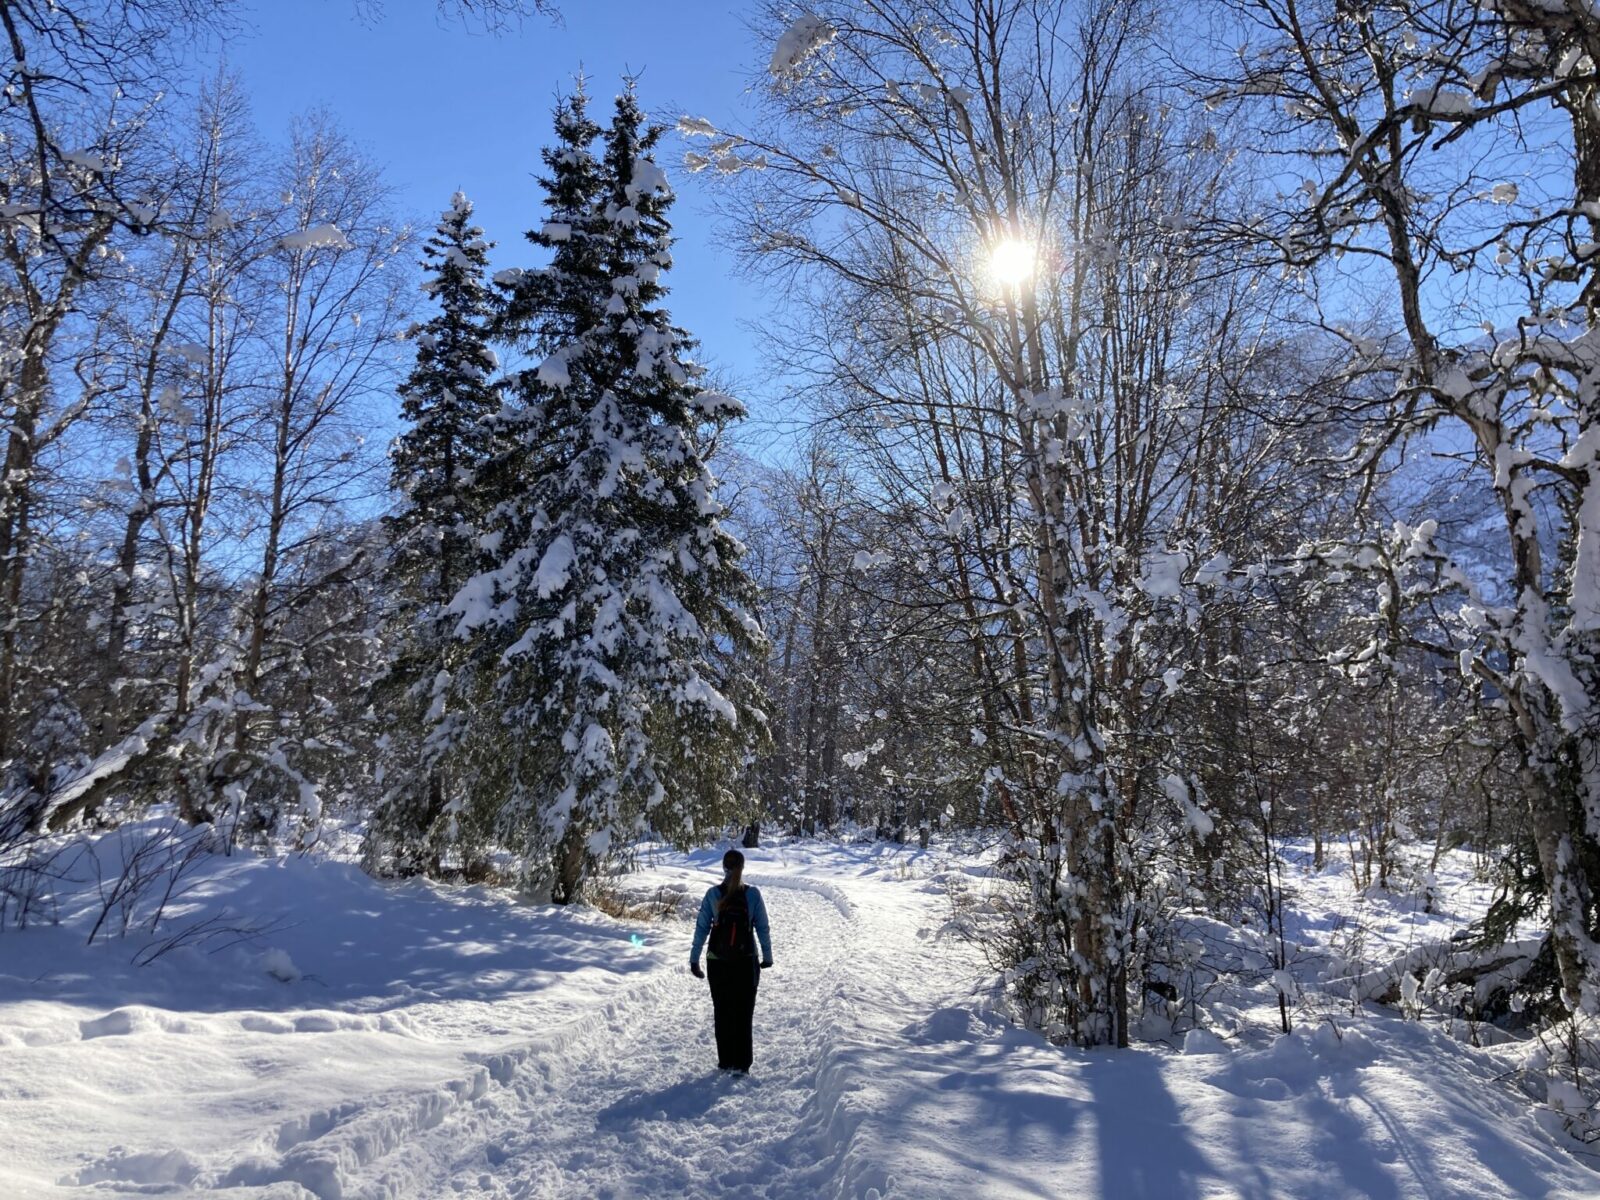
[369,192,500,876]
[452,82,765,902]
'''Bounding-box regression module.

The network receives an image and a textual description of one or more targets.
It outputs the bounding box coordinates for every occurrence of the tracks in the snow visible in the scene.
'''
[322,881,860,1200]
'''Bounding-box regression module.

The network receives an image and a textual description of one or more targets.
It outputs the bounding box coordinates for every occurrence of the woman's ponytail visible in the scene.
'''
[716,848,746,914]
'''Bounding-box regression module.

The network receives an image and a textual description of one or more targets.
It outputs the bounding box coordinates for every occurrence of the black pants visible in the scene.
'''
[706,957,760,1070]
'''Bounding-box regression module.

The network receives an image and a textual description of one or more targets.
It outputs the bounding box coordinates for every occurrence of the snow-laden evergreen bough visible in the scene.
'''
[441,83,766,901]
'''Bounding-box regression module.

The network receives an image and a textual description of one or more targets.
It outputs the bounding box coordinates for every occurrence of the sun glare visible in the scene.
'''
[987,237,1036,287]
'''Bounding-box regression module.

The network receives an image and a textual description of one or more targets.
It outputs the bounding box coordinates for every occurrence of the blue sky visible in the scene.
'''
[223,0,781,436]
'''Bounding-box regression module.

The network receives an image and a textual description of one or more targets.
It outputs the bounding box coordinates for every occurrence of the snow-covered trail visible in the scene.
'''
[3,842,981,1200]
[11,837,1600,1199]
[385,882,862,1199]
[255,853,988,1200]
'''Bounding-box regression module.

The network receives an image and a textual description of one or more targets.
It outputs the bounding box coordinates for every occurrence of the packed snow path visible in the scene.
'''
[401,883,859,1199]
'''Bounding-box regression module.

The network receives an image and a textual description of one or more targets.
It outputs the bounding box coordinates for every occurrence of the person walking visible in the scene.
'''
[689,849,773,1072]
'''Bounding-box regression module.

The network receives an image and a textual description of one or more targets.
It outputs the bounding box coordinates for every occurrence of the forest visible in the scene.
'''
[5,1,1600,1196]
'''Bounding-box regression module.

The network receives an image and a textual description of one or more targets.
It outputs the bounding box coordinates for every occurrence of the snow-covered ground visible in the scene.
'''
[3,827,1598,1198]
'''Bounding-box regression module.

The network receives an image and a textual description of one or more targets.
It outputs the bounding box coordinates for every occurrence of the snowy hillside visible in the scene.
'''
[2,827,1597,1199]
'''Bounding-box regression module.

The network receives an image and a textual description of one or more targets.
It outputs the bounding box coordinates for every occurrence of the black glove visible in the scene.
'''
[689,961,705,979]
[759,959,773,970]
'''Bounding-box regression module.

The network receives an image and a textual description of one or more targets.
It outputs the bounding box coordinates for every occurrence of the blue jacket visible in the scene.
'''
[690,883,772,965]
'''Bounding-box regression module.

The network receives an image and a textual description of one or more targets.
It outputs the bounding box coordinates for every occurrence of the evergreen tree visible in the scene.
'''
[453,82,766,901]
[369,192,500,876]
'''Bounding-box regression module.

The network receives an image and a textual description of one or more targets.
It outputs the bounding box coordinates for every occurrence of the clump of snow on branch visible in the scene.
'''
[280,224,352,252]
[770,13,837,80]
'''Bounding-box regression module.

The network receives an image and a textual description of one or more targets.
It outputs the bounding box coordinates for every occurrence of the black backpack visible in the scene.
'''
[712,886,758,959]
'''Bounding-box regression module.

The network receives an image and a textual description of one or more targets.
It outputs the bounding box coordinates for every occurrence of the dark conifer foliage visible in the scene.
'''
[369,193,500,876]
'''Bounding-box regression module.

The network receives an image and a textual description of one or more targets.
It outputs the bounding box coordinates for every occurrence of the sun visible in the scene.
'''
[986,237,1036,287]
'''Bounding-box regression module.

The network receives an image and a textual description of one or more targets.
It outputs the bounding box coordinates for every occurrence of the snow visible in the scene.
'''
[677,116,719,138]
[675,672,737,724]
[167,342,208,365]
[688,390,745,421]
[1138,548,1190,598]
[279,224,352,252]
[1410,87,1475,117]
[769,14,836,79]
[628,157,670,201]
[4,832,1597,1198]
[532,534,576,599]
[852,549,893,571]
[1161,773,1213,835]
[0,823,663,1196]
[1561,423,1600,633]
[1193,551,1232,586]
[535,345,573,389]
[260,948,302,984]
[35,723,155,830]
